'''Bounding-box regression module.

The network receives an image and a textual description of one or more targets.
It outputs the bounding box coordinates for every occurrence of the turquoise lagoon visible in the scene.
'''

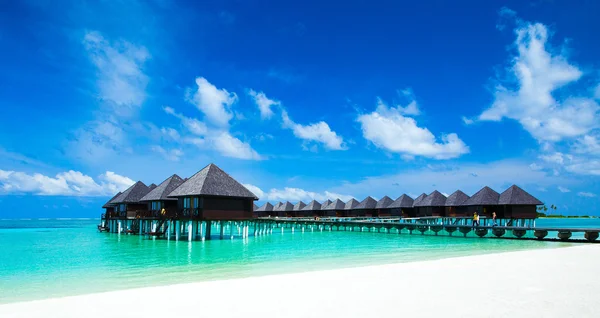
[1,218,597,304]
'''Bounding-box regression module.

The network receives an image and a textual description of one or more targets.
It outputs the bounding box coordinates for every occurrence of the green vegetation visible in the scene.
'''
[536,204,596,218]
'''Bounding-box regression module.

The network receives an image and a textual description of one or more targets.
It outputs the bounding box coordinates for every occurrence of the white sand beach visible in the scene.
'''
[2,244,599,318]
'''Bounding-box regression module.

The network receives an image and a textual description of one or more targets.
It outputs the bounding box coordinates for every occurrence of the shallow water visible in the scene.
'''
[0,218,591,304]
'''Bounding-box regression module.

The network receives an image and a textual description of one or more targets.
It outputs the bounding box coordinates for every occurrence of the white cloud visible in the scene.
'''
[358,99,469,159]
[282,110,346,150]
[210,132,262,160]
[160,127,180,140]
[578,192,597,198]
[0,170,134,196]
[538,151,600,176]
[574,135,600,155]
[188,77,237,127]
[151,145,183,161]
[163,106,208,136]
[478,21,600,142]
[529,163,543,171]
[248,89,279,119]
[557,186,570,193]
[83,31,150,114]
[245,184,353,202]
[328,159,568,200]
[462,116,474,125]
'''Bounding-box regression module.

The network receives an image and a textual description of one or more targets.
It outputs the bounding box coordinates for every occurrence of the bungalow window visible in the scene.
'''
[193,197,199,208]
[183,197,191,209]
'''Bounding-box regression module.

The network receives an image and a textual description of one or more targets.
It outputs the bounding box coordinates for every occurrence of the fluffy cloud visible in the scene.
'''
[188,77,237,127]
[248,89,279,119]
[557,186,570,193]
[244,184,353,202]
[282,110,346,150]
[328,159,568,201]
[358,99,469,159]
[0,170,134,196]
[478,21,600,142]
[538,152,600,176]
[210,132,262,160]
[151,145,183,161]
[83,31,150,114]
[163,106,208,136]
[578,192,596,198]
[162,104,262,160]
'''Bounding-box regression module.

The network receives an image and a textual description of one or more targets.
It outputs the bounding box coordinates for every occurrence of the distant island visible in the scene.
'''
[536,213,597,219]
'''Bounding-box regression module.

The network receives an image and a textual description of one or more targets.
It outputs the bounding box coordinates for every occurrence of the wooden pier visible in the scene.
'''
[99,163,598,244]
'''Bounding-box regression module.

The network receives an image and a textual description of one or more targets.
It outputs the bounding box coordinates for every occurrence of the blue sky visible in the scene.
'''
[1,0,599,218]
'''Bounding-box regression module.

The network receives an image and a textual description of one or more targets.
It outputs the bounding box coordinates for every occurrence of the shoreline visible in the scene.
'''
[2,244,599,317]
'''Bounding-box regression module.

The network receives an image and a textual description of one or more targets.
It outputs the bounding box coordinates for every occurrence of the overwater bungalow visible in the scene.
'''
[255,202,274,217]
[102,192,121,218]
[272,202,283,212]
[353,196,377,217]
[167,163,258,220]
[375,196,394,217]
[292,201,307,217]
[274,201,294,217]
[415,190,447,217]
[112,181,152,219]
[387,194,415,217]
[444,190,470,217]
[412,193,428,217]
[139,174,185,218]
[461,186,500,220]
[322,199,344,217]
[498,185,542,220]
[149,183,157,190]
[342,198,359,217]
[301,200,321,217]
[318,199,332,217]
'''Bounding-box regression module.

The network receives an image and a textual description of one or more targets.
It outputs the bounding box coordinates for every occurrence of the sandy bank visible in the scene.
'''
[2,245,599,318]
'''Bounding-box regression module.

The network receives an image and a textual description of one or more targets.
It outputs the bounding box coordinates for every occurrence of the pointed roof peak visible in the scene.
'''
[302,200,322,210]
[293,201,307,211]
[344,198,359,210]
[376,196,394,209]
[140,174,185,202]
[320,199,332,210]
[356,196,377,209]
[412,193,427,207]
[445,190,470,206]
[323,199,345,210]
[275,201,294,211]
[167,164,257,199]
[499,185,543,205]
[463,186,500,206]
[256,202,274,212]
[418,191,447,207]
[388,194,414,208]
[113,181,150,204]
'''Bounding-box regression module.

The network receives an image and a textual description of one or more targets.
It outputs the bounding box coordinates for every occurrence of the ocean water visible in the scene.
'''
[0,218,595,304]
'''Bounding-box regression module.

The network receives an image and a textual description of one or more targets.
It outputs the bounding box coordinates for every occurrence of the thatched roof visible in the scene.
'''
[320,199,332,210]
[302,200,322,211]
[167,163,257,199]
[149,183,157,190]
[293,201,307,211]
[272,202,283,211]
[140,174,184,202]
[499,185,543,205]
[113,181,151,204]
[102,192,121,208]
[275,201,293,211]
[376,196,393,209]
[356,196,377,209]
[412,193,427,207]
[323,199,344,210]
[418,190,447,207]
[344,198,359,210]
[463,186,499,206]
[445,190,470,206]
[256,202,274,212]
[388,194,414,209]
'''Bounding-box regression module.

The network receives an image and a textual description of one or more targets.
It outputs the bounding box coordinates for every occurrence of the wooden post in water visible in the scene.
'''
[205,220,212,240]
